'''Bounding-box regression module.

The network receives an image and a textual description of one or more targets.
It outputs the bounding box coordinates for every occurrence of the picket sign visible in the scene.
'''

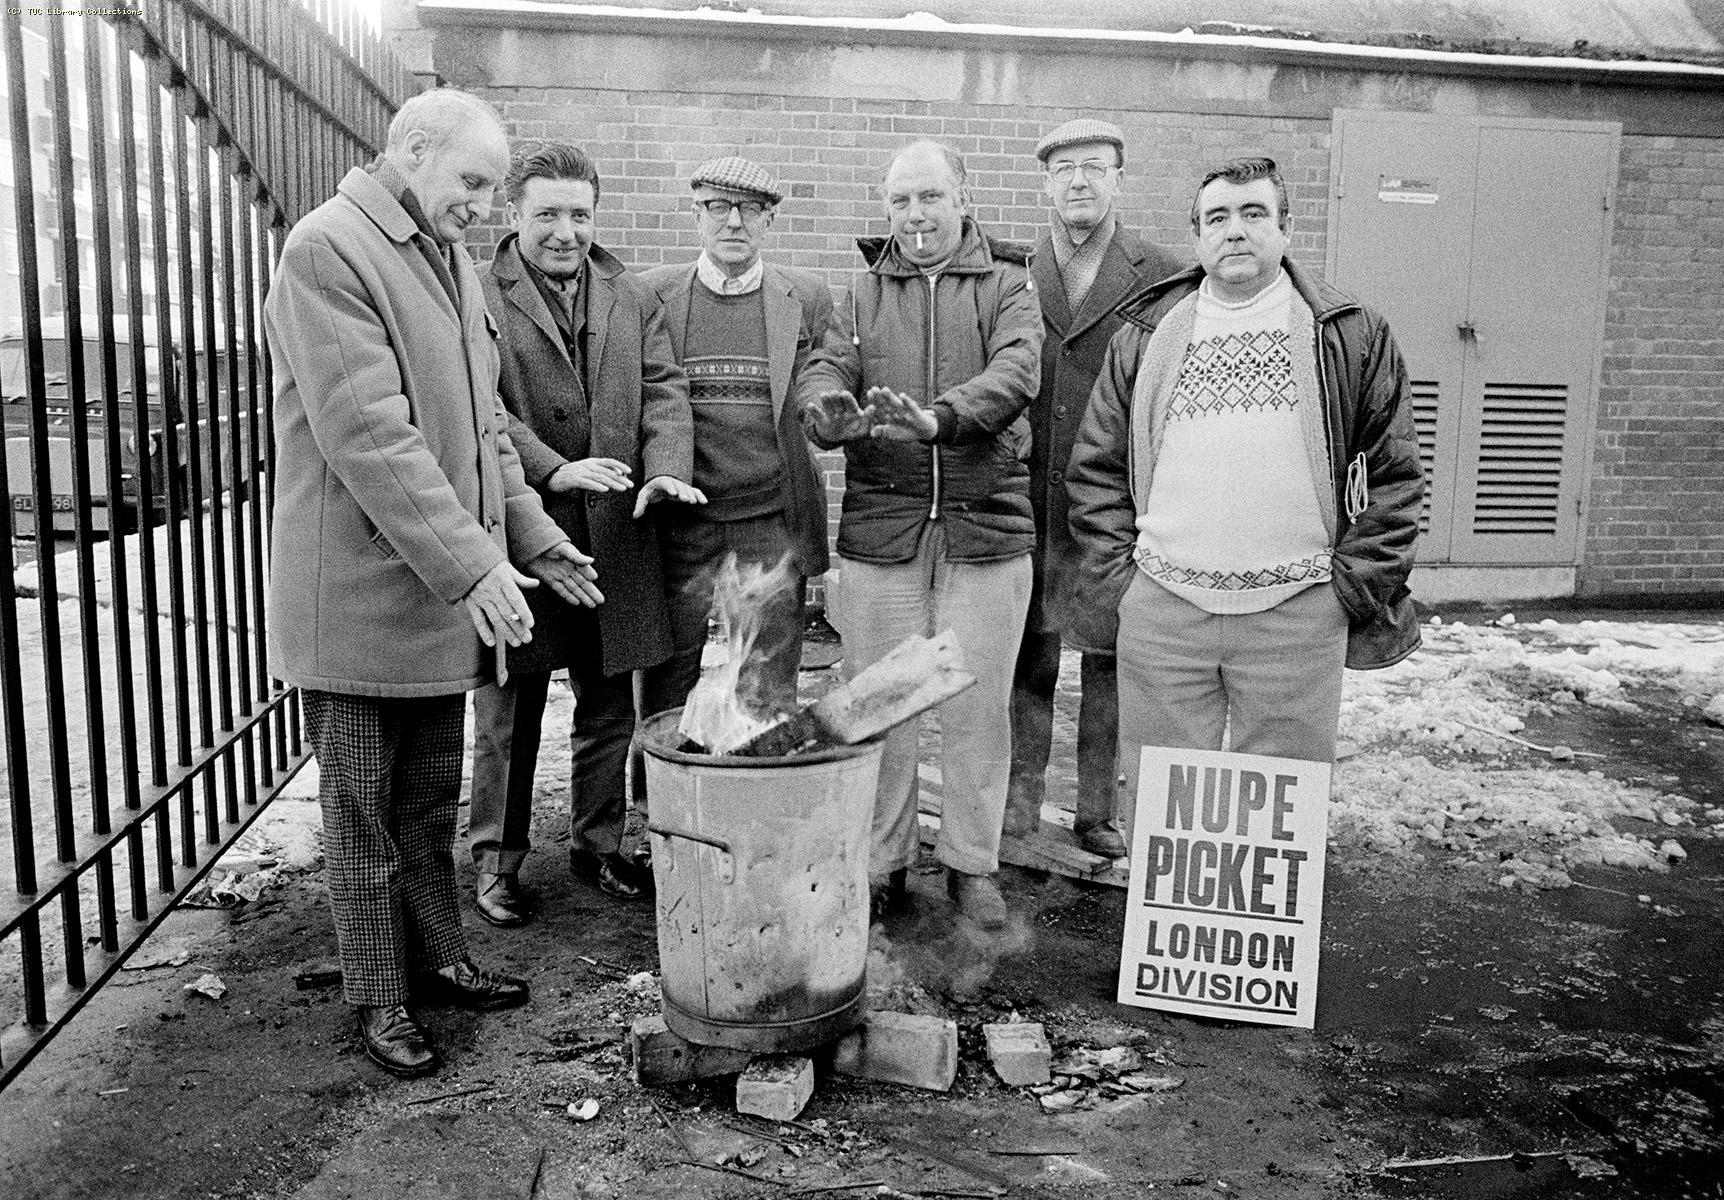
[1116,746,1331,1029]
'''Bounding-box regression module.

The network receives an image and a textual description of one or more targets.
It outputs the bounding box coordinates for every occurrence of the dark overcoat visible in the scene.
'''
[478,235,694,677]
[1027,223,1184,633]
[637,260,834,579]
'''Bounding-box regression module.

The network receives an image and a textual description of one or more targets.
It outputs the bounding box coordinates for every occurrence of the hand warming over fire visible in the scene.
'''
[805,388,875,444]
[524,540,604,608]
[546,457,633,493]
[633,475,708,519]
[865,386,938,442]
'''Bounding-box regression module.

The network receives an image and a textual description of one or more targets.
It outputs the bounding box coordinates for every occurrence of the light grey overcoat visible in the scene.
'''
[264,167,563,697]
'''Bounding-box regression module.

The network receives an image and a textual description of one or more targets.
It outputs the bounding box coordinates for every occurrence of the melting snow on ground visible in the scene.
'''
[1332,616,1724,890]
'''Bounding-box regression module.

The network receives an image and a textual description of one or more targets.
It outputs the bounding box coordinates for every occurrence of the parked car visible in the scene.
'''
[1,318,262,536]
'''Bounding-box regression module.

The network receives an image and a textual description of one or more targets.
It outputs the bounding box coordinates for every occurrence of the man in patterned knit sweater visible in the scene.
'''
[1067,156,1422,839]
[639,157,834,727]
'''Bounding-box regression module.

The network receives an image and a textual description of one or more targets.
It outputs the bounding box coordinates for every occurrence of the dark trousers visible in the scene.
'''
[641,511,805,722]
[469,637,637,871]
[302,689,469,1008]
[1007,628,1120,836]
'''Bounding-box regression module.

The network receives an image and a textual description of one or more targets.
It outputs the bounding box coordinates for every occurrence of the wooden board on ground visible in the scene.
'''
[916,780,1129,889]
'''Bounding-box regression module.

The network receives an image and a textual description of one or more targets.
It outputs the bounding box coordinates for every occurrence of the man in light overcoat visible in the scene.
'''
[265,89,601,1078]
[470,142,699,924]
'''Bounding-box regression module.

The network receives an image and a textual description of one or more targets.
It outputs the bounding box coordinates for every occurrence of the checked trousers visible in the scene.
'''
[302,689,470,1007]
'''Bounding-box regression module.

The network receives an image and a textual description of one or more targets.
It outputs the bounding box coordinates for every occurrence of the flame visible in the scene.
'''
[677,551,800,755]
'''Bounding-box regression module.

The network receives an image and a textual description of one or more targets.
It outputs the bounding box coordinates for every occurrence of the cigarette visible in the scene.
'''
[916,230,924,251]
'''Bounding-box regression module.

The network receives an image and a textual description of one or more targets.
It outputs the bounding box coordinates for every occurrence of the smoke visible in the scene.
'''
[677,551,801,754]
[869,875,1037,1004]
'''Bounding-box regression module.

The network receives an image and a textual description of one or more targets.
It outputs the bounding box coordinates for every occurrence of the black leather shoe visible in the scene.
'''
[869,867,907,923]
[570,848,652,900]
[416,959,530,1011]
[357,1004,438,1077]
[473,871,530,928]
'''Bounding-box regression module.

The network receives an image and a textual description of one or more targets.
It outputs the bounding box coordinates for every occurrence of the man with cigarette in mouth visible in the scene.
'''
[798,139,1043,932]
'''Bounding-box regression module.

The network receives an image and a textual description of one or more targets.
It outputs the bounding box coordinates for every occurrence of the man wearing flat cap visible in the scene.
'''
[1007,118,1184,859]
[639,157,834,727]
[468,142,702,924]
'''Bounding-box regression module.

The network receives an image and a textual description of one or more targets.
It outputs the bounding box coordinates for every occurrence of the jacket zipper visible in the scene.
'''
[926,272,941,520]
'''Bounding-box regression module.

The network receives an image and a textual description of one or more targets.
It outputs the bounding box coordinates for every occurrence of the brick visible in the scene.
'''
[735,1054,815,1121]
[982,1021,1051,1087]
[830,1009,958,1092]
[629,1014,753,1086]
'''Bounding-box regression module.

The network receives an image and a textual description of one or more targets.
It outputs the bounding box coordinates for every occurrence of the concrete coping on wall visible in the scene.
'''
[416,0,1724,88]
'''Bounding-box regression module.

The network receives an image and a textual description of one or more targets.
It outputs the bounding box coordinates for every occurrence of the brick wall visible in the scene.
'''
[471,92,1331,275]
[467,89,1331,606]
[1581,134,1724,597]
[413,6,1724,604]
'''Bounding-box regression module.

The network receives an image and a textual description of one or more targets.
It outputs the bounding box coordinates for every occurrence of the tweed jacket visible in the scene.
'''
[1066,258,1423,670]
[478,235,694,677]
[637,259,834,579]
[264,167,564,698]
[1027,222,1184,634]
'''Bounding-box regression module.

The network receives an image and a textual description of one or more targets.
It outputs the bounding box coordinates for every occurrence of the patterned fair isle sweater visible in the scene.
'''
[683,283,783,521]
[1134,270,1333,614]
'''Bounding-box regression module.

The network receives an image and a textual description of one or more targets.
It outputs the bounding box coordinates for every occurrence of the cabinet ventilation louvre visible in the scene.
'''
[1410,380,1440,534]
[1472,382,1567,535]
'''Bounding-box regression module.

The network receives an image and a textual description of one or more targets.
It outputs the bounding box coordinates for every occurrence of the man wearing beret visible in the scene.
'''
[638,157,834,728]
[469,142,702,925]
[1007,118,1184,860]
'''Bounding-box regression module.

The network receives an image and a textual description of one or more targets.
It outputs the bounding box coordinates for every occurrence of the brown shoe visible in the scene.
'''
[474,872,529,928]
[947,870,1008,931]
[416,959,529,1011]
[357,1004,438,1077]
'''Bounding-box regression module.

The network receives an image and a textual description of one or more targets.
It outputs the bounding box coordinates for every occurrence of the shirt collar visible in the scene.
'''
[697,251,763,295]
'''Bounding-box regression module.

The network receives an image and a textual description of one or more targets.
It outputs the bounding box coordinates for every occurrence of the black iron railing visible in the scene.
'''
[0,0,416,1090]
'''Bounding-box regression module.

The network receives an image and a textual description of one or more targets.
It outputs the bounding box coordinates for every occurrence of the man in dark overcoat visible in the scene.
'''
[1006,119,1184,859]
[469,142,699,925]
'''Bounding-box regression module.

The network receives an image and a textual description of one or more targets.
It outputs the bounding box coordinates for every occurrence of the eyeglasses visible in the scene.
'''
[1047,160,1117,183]
[695,198,770,221]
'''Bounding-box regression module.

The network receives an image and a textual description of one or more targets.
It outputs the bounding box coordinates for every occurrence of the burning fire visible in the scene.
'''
[677,552,800,755]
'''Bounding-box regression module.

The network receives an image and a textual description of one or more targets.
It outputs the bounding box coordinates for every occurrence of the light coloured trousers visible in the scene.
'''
[1116,574,1348,842]
[835,524,1031,878]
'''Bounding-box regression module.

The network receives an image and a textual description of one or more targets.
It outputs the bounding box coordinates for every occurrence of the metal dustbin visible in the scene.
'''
[636,708,882,1053]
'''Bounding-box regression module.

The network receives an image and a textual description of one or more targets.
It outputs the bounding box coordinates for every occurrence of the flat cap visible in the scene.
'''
[688,156,782,205]
[1035,118,1126,163]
